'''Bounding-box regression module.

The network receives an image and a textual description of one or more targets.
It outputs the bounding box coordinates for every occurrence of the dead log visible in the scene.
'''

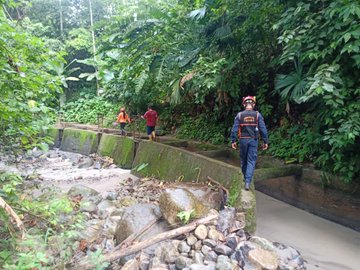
[72,214,218,270]
[0,196,26,239]
[116,217,161,249]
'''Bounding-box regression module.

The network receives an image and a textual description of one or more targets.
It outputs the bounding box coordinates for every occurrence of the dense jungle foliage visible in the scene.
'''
[1,1,359,179]
[0,0,359,268]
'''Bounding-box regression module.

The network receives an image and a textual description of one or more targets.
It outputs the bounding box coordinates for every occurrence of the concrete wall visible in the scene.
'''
[97,134,135,169]
[60,128,99,155]
[47,127,61,148]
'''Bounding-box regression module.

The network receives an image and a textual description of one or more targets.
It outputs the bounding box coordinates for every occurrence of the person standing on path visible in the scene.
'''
[141,105,158,141]
[231,96,269,191]
[116,107,131,136]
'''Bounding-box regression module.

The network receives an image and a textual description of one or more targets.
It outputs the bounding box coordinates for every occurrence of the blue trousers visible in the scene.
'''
[239,138,258,185]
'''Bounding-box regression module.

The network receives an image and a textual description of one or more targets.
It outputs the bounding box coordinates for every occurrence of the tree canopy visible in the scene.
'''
[0,0,359,182]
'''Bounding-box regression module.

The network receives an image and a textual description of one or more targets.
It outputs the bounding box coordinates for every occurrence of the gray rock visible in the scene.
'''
[159,188,209,226]
[97,200,116,218]
[194,240,202,251]
[250,236,275,251]
[149,257,162,268]
[67,184,99,198]
[201,245,212,255]
[194,252,204,264]
[103,217,118,237]
[204,251,218,262]
[248,246,278,270]
[225,237,238,250]
[190,264,216,270]
[77,157,94,168]
[78,219,104,241]
[273,242,306,270]
[208,228,221,241]
[187,234,198,246]
[171,183,223,210]
[80,201,97,213]
[203,239,217,248]
[154,240,181,264]
[104,239,114,252]
[216,255,233,270]
[115,203,167,244]
[216,208,236,234]
[175,256,192,269]
[106,191,118,201]
[194,224,208,240]
[236,229,247,242]
[139,252,150,270]
[94,161,101,169]
[214,244,233,256]
[178,241,191,253]
[169,265,177,270]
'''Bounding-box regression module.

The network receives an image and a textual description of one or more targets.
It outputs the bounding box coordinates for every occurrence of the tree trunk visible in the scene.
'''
[89,0,99,95]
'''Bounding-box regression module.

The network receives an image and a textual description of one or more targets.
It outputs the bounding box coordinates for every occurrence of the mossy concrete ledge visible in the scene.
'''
[46,127,61,148]
[132,141,257,233]
[60,128,99,155]
[97,134,135,169]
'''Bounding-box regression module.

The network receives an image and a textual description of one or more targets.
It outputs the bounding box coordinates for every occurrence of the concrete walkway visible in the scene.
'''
[256,191,360,270]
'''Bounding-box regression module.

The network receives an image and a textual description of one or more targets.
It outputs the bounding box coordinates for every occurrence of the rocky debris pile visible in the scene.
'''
[121,208,305,270]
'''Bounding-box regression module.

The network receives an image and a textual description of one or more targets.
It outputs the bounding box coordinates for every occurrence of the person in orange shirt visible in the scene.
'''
[116,107,131,135]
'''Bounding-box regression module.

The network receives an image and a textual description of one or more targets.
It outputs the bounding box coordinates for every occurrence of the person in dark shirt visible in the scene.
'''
[231,96,269,190]
[141,105,158,141]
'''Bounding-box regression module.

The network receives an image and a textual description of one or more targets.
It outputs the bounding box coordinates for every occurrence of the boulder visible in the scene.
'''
[194,224,208,240]
[175,256,193,269]
[248,246,278,270]
[154,241,181,264]
[272,242,306,270]
[67,184,99,198]
[172,183,223,210]
[97,200,116,218]
[114,203,168,245]
[250,236,275,251]
[187,234,198,246]
[215,255,234,270]
[77,157,94,168]
[159,188,209,225]
[78,219,104,242]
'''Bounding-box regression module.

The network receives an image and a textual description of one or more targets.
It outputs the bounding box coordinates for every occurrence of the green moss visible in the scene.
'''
[254,166,302,181]
[228,176,241,207]
[97,134,135,168]
[60,128,98,155]
[46,128,60,146]
[245,206,256,233]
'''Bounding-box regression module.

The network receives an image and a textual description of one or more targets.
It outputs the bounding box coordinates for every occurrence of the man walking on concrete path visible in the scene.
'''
[231,96,269,190]
[141,104,158,141]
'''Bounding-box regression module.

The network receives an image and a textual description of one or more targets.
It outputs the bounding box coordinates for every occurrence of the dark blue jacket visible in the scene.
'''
[231,110,268,144]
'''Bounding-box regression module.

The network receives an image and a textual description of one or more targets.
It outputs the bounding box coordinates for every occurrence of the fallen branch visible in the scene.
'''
[116,217,161,249]
[72,214,218,270]
[0,196,26,239]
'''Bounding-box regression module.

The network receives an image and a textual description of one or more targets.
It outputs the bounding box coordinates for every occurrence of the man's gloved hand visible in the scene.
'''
[262,143,268,150]
[231,142,237,149]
